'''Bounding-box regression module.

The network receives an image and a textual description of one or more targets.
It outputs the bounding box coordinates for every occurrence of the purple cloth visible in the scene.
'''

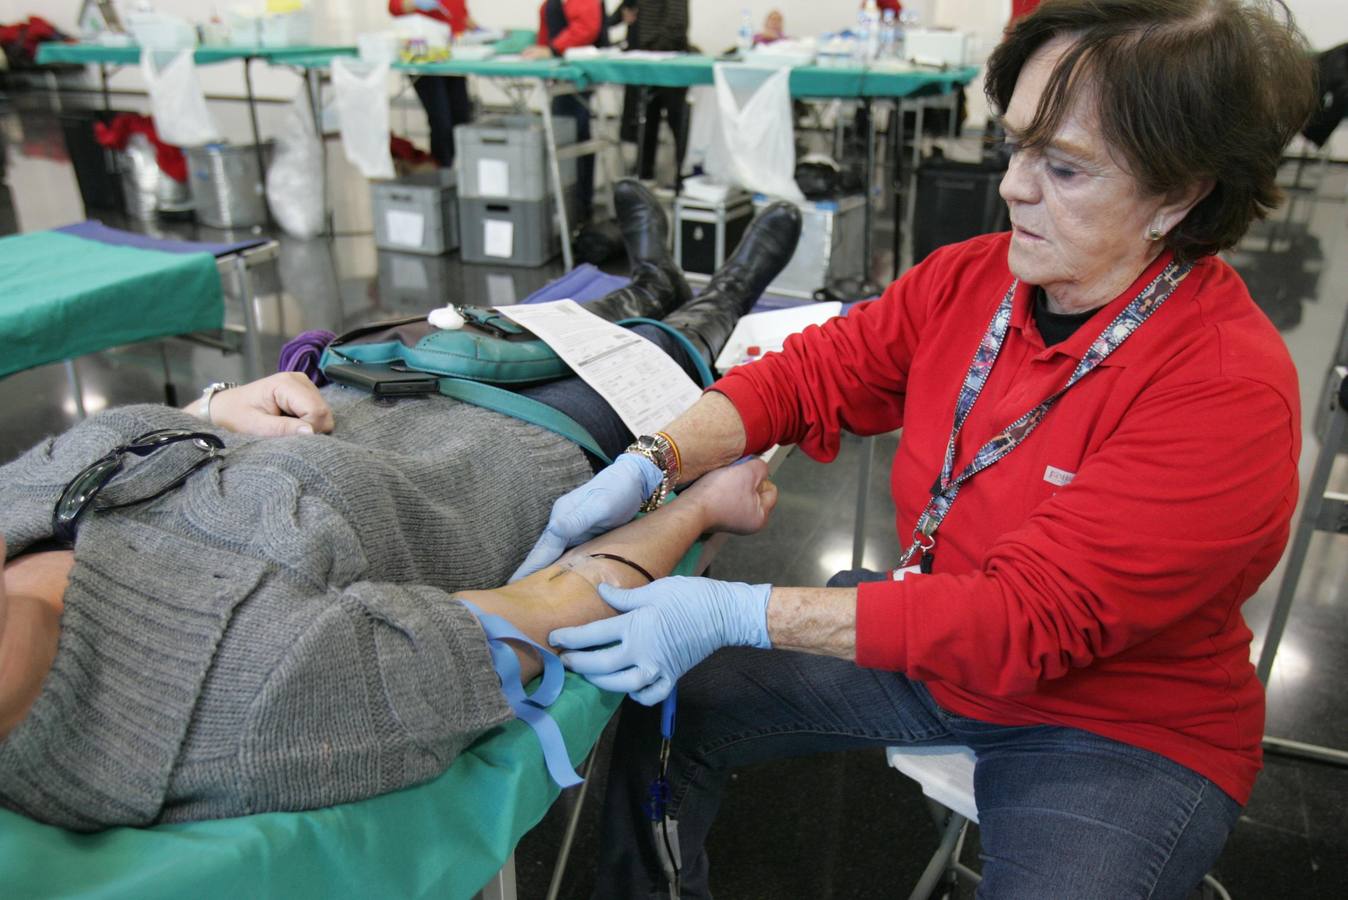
[522,262,814,313]
[279,329,337,386]
[524,264,630,305]
[54,220,269,258]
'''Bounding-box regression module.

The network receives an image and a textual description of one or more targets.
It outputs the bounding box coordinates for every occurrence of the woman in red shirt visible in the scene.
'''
[523,1,1320,896]
[389,0,477,167]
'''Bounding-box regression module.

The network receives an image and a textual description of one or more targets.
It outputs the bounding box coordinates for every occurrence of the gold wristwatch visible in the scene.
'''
[626,432,681,512]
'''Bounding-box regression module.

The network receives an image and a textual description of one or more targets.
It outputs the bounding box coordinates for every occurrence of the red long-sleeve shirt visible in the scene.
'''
[714,233,1299,804]
[388,0,471,36]
[536,0,604,55]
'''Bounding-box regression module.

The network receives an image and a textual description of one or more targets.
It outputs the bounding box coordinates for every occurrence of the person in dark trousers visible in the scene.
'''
[390,1,478,168]
[523,0,609,224]
[617,1,690,182]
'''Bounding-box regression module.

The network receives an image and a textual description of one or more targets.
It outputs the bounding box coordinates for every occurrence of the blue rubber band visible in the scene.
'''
[460,600,582,789]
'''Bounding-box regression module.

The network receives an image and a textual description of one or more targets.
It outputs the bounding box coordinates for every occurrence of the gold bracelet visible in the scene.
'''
[655,430,682,483]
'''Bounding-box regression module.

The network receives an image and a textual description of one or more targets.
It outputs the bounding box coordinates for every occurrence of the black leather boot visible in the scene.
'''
[662,201,804,364]
[582,180,692,323]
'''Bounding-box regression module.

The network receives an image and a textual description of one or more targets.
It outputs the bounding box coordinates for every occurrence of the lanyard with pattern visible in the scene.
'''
[895,260,1192,571]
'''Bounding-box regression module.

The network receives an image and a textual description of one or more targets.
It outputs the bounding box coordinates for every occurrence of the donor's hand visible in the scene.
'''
[679,457,778,535]
[208,372,335,438]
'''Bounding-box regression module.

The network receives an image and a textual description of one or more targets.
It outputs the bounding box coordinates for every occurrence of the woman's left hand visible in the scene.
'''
[551,576,772,705]
[521,45,553,60]
[207,373,334,437]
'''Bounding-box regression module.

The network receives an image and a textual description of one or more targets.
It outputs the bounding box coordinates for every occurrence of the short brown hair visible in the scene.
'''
[985,0,1316,262]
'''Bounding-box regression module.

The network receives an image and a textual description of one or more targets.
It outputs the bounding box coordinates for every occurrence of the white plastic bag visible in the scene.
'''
[141,49,221,147]
[702,64,805,204]
[266,92,325,238]
[331,56,394,180]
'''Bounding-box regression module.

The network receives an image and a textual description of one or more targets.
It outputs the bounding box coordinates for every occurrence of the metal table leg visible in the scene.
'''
[1258,365,1348,767]
[863,98,876,273]
[634,84,651,179]
[539,79,574,271]
[852,435,876,569]
[64,359,87,420]
[303,66,333,235]
[242,55,272,225]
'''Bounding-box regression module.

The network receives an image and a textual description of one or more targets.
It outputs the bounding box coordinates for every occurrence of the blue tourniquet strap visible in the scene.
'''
[460,600,583,789]
[438,376,613,465]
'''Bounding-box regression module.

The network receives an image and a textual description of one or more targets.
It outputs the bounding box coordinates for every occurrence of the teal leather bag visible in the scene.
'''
[318,307,715,457]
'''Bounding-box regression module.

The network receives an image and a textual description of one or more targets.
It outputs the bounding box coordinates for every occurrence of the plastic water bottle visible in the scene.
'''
[737,9,754,55]
[880,9,897,59]
[854,12,868,63]
[863,1,881,62]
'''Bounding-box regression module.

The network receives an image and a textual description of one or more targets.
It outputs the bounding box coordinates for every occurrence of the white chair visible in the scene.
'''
[886,745,982,900]
[885,744,1234,900]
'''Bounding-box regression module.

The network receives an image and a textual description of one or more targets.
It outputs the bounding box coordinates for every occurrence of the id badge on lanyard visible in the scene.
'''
[891,261,1191,578]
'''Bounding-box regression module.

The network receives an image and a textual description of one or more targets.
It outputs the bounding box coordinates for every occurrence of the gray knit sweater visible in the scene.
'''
[0,387,592,831]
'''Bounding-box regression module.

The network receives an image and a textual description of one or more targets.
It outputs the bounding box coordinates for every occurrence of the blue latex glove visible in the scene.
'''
[510,453,662,582]
[413,0,443,12]
[550,576,773,705]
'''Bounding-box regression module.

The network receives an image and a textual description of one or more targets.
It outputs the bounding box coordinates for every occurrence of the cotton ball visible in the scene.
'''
[428,306,465,330]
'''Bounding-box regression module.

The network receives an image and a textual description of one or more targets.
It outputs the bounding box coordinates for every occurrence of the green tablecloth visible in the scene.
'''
[0,674,623,900]
[398,56,585,81]
[277,30,540,74]
[266,44,976,99]
[36,42,355,67]
[564,56,979,98]
[0,231,224,379]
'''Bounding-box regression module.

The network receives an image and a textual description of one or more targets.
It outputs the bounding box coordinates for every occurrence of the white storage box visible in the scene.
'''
[904,29,973,68]
[754,194,866,298]
[371,169,460,256]
[261,11,313,48]
[127,13,197,50]
[455,115,578,201]
[713,302,844,374]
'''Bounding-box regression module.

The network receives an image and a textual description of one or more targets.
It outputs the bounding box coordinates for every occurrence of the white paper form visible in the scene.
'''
[484,219,514,258]
[385,209,425,247]
[478,158,510,196]
[498,300,704,436]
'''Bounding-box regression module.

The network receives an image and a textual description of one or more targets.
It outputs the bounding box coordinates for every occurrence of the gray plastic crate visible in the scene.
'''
[455,114,578,201]
[753,194,866,298]
[458,190,578,268]
[372,169,459,255]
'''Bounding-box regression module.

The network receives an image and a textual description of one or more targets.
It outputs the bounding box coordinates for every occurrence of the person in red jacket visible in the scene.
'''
[389,1,477,167]
[518,1,1320,896]
[521,0,608,222]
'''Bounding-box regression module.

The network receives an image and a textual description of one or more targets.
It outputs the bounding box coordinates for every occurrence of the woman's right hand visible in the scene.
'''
[680,458,778,535]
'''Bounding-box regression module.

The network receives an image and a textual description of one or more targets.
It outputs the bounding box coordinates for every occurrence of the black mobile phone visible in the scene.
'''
[326,363,439,398]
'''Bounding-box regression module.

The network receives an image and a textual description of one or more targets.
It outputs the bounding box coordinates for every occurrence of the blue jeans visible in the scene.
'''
[518,325,700,471]
[593,570,1242,899]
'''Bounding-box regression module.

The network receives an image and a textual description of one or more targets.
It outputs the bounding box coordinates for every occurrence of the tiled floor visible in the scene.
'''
[3,84,1347,899]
